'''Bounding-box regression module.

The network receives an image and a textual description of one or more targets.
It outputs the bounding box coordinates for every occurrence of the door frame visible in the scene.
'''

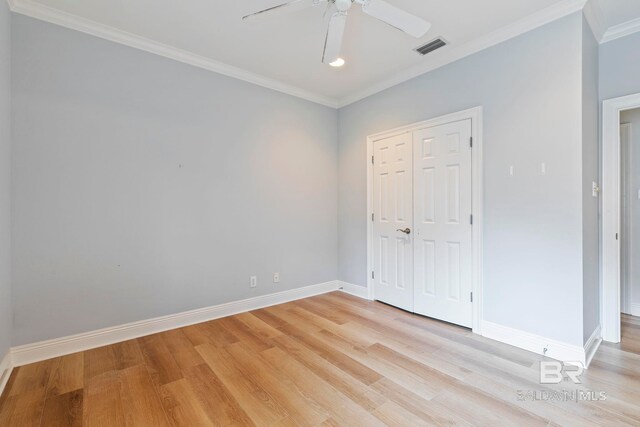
[620,123,632,316]
[366,106,484,334]
[601,93,640,343]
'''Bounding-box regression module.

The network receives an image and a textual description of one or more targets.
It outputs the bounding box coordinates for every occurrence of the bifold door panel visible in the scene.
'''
[372,119,473,327]
[372,133,414,312]
[413,120,473,327]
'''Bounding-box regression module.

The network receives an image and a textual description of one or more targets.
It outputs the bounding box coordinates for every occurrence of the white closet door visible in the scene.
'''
[372,133,414,312]
[413,119,473,327]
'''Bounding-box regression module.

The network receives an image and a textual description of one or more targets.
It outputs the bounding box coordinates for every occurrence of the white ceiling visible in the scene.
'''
[9,0,640,107]
[596,0,640,29]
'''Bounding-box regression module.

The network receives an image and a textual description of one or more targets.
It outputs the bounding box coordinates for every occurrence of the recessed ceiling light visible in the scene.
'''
[329,58,345,67]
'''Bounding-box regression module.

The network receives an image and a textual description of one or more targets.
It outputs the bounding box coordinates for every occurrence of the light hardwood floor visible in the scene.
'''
[1,292,639,426]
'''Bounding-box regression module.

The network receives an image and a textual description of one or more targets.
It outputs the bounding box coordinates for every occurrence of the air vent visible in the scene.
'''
[415,38,447,56]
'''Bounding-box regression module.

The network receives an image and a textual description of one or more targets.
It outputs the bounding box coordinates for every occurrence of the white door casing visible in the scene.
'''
[621,123,632,315]
[372,133,414,311]
[413,119,473,327]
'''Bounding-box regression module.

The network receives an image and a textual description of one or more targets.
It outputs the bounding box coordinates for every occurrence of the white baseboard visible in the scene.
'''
[481,321,587,365]
[584,325,602,368]
[11,280,340,367]
[631,303,640,317]
[338,281,371,300]
[0,350,13,398]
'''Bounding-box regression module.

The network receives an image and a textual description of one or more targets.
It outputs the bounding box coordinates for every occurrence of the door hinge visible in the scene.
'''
[371,213,374,222]
[470,292,473,303]
[372,271,375,279]
[470,137,473,148]
[470,214,473,225]
[616,233,619,240]
[372,156,374,165]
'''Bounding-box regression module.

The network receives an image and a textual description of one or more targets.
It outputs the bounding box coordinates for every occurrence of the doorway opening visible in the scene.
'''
[601,93,640,343]
[620,108,640,351]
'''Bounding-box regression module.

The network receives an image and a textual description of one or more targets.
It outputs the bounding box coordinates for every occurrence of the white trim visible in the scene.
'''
[337,0,587,107]
[0,351,13,398]
[620,123,632,315]
[582,0,606,42]
[10,281,340,367]
[366,106,483,334]
[481,321,587,365]
[584,325,602,368]
[338,281,372,300]
[601,17,640,44]
[601,93,640,344]
[7,0,338,108]
[631,303,640,317]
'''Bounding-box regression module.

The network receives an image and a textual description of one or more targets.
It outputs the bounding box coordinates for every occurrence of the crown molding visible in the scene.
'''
[601,16,640,44]
[582,0,606,42]
[337,0,588,108]
[7,0,340,108]
[8,0,593,110]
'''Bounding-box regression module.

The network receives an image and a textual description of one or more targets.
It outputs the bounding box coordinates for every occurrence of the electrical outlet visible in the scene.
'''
[250,276,257,288]
[273,272,280,283]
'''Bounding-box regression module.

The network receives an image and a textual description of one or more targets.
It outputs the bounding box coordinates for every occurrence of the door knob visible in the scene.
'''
[396,228,411,235]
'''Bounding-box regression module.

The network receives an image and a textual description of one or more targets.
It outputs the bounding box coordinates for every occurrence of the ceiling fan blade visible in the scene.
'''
[361,0,431,38]
[243,0,325,21]
[322,12,348,64]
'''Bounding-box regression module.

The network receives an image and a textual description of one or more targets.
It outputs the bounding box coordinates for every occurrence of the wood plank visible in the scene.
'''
[225,342,330,426]
[249,308,289,329]
[271,334,386,412]
[261,347,386,427]
[370,377,471,426]
[278,323,382,386]
[161,328,206,371]
[0,387,47,426]
[195,343,289,425]
[83,370,125,427]
[7,359,55,396]
[216,316,273,353]
[46,353,84,398]
[183,364,254,427]
[111,339,146,370]
[160,378,215,426]
[83,346,117,383]
[118,365,170,426]
[41,389,83,427]
[234,312,283,340]
[138,334,183,386]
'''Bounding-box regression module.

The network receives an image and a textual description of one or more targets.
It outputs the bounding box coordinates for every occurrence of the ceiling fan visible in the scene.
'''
[243,0,431,66]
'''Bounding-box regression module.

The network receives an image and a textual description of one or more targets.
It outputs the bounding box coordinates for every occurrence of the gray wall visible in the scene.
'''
[11,15,338,345]
[0,1,12,357]
[581,17,600,344]
[621,108,640,310]
[600,31,640,101]
[338,13,586,346]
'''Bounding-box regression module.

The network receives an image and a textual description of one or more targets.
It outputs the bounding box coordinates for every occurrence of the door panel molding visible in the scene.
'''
[367,107,483,334]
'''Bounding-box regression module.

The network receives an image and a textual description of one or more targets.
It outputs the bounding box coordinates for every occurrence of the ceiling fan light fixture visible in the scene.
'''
[329,58,345,67]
